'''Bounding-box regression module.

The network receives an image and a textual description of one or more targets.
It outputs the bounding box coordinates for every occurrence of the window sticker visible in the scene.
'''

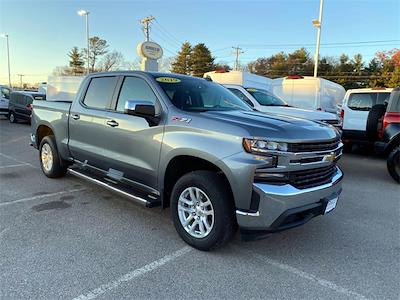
[156,77,181,83]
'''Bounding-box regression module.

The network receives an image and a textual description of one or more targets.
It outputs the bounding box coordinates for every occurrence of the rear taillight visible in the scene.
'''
[340,108,344,119]
[287,75,304,79]
[383,112,400,129]
[27,104,32,110]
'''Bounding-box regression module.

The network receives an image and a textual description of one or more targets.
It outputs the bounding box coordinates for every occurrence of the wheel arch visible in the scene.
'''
[161,154,235,209]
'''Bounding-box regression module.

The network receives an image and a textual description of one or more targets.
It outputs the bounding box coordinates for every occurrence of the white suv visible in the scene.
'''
[341,88,392,144]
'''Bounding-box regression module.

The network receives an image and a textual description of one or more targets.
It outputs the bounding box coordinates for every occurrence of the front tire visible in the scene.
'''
[171,171,237,251]
[39,135,68,178]
[387,146,400,183]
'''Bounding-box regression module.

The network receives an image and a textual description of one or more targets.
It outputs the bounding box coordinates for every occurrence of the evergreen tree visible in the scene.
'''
[171,42,192,74]
[68,47,84,75]
[190,43,214,77]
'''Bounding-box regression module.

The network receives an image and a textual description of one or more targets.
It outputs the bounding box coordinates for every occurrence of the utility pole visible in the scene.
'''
[140,16,155,41]
[312,0,324,78]
[17,74,24,88]
[232,46,244,71]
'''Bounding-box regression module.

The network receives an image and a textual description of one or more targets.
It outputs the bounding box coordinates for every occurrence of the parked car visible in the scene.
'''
[204,71,342,129]
[341,88,392,147]
[31,71,343,250]
[9,91,45,123]
[0,85,11,116]
[371,87,400,183]
[270,75,345,114]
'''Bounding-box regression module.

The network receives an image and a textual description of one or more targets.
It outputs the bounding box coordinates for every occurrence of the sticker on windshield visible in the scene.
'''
[246,88,257,92]
[156,77,181,83]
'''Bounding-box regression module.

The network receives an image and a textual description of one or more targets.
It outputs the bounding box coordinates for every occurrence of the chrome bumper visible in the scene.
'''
[236,166,343,230]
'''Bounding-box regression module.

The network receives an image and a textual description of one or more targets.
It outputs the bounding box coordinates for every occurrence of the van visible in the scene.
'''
[8,91,46,123]
[270,76,346,114]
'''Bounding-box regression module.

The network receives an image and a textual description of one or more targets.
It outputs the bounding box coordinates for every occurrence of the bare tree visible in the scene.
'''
[98,51,124,71]
[82,36,109,72]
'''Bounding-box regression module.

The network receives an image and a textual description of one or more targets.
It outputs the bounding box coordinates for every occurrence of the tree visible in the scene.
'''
[369,49,400,88]
[98,51,124,72]
[68,47,85,75]
[190,43,214,77]
[82,36,109,72]
[171,42,192,74]
[214,62,232,72]
[352,54,363,75]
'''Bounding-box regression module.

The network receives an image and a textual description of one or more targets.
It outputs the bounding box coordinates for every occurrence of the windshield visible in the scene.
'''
[246,88,287,106]
[154,75,252,112]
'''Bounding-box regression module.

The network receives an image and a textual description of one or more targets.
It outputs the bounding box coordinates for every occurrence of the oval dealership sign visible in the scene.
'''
[137,41,163,60]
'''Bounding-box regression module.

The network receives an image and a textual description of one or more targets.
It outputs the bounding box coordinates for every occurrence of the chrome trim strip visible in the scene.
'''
[68,168,149,206]
[236,210,260,217]
[253,166,343,196]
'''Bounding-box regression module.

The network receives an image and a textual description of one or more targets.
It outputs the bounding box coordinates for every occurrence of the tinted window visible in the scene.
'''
[387,90,400,112]
[25,96,33,105]
[377,92,391,105]
[228,88,254,107]
[154,76,251,112]
[348,93,376,111]
[83,77,118,109]
[116,77,157,112]
[246,88,287,106]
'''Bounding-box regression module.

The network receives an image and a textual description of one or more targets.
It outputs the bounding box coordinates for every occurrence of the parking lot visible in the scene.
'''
[0,117,399,300]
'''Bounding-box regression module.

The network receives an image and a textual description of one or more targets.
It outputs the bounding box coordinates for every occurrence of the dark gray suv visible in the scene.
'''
[9,91,45,123]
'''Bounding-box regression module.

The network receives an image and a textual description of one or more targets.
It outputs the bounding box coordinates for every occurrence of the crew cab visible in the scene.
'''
[31,71,343,250]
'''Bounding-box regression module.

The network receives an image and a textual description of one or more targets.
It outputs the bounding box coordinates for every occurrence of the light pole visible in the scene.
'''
[0,33,11,88]
[77,10,90,74]
[312,0,324,78]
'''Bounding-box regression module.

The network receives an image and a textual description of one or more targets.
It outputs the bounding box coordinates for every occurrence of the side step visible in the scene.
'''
[68,168,161,208]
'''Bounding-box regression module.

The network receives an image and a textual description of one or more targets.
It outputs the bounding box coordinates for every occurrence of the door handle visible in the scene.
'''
[71,114,80,120]
[106,120,119,127]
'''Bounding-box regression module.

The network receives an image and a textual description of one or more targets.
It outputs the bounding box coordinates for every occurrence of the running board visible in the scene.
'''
[68,168,161,208]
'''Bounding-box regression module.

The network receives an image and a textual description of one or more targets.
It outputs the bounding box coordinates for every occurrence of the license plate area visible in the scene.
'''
[324,196,338,214]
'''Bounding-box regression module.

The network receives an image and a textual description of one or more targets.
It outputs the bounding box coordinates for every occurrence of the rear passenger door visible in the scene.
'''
[100,75,164,192]
[68,76,119,168]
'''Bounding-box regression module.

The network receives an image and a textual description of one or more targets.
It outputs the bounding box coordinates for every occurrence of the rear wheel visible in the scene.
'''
[39,135,68,178]
[387,146,400,183]
[171,171,237,251]
[9,112,17,123]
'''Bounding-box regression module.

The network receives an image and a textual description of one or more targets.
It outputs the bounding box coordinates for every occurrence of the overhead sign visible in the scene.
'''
[137,41,163,60]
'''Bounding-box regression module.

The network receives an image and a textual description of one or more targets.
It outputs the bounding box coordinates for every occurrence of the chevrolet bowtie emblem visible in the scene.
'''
[323,152,336,162]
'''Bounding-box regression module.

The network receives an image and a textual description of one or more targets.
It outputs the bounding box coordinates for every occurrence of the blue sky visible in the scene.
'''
[0,0,399,85]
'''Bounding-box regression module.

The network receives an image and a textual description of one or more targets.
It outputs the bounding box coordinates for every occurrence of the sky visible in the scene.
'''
[0,0,399,85]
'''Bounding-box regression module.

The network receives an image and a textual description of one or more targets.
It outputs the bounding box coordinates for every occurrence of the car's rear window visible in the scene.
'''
[348,92,391,111]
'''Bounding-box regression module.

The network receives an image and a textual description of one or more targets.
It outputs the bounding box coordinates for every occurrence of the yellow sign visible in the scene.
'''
[156,77,181,83]
[246,88,257,92]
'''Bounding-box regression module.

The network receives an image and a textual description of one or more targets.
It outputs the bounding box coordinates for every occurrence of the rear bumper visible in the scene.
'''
[236,166,343,232]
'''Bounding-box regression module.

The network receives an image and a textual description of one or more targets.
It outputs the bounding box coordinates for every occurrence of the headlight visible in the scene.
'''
[243,138,288,153]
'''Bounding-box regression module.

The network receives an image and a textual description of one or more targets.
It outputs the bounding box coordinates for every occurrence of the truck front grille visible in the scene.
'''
[289,165,337,189]
[288,138,340,153]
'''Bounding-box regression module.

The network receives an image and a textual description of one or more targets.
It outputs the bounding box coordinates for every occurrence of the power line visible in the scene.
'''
[238,39,400,48]
[153,19,184,46]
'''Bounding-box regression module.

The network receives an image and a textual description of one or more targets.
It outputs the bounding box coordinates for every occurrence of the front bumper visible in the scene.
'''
[236,166,343,232]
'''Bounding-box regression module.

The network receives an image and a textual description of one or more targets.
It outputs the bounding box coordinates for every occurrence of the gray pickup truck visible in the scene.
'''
[31,71,343,250]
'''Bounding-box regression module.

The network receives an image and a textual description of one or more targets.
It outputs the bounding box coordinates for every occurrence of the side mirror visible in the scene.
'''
[124,100,156,117]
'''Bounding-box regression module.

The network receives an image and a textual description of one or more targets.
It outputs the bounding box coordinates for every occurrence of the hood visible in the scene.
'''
[257,106,339,121]
[200,110,338,142]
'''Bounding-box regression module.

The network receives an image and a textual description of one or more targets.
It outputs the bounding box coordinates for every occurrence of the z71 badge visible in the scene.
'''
[171,116,192,123]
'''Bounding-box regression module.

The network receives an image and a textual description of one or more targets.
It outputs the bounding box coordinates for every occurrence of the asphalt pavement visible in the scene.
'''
[0,117,399,300]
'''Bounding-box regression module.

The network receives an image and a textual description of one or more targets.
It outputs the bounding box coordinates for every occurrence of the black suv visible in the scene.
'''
[8,91,45,123]
[369,87,400,183]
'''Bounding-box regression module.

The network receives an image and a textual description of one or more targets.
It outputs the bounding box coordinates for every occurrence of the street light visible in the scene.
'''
[0,33,11,88]
[77,9,90,74]
[312,0,324,78]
